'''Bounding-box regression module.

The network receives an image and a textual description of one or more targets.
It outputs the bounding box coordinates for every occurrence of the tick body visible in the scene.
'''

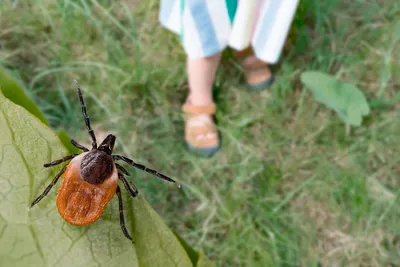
[56,152,118,226]
[30,81,180,241]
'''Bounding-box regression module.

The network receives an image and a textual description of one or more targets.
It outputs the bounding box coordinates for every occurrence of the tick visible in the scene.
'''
[30,80,180,241]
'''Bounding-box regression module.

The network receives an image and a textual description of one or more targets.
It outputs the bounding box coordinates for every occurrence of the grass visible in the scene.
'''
[1,0,399,266]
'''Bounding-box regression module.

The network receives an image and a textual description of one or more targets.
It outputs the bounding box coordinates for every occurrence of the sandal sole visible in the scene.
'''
[247,75,274,91]
[185,142,220,157]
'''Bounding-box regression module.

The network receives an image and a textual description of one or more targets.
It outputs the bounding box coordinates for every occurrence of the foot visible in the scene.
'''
[183,99,220,157]
[242,54,273,89]
[235,48,274,90]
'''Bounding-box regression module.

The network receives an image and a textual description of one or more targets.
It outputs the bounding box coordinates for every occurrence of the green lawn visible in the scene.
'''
[1,0,399,266]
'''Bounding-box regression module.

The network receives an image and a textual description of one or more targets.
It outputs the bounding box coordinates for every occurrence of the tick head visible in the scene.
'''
[98,134,116,155]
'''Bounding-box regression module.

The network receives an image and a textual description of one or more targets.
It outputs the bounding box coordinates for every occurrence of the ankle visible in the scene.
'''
[186,93,214,107]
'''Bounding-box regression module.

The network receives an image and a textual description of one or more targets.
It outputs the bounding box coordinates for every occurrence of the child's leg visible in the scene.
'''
[186,53,221,105]
[183,53,221,156]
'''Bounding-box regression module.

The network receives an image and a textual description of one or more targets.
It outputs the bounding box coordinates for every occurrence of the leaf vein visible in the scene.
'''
[0,107,47,265]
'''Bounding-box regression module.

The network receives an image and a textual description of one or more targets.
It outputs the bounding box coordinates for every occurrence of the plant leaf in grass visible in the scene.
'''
[0,67,47,124]
[195,250,216,267]
[301,71,370,126]
[57,129,79,154]
[131,196,193,267]
[0,91,195,267]
[0,67,78,154]
[173,231,215,267]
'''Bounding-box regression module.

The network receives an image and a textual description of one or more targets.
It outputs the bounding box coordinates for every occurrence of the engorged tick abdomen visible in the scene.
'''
[56,152,118,226]
[80,150,113,184]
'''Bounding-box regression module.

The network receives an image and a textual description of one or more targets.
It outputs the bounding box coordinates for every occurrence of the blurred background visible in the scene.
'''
[1,0,399,266]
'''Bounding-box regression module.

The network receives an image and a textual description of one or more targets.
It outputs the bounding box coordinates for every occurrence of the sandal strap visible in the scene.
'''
[233,47,253,58]
[233,47,268,71]
[187,125,217,135]
[185,124,219,148]
[242,59,268,71]
[182,103,216,115]
[246,67,271,79]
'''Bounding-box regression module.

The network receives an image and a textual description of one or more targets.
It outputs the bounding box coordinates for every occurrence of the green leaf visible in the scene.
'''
[173,231,200,265]
[0,91,213,267]
[0,67,48,124]
[196,250,216,267]
[301,71,370,126]
[173,231,215,267]
[0,90,138,266]
[57,129,79,154]
[0,68,77,154]
[131,196,192,267]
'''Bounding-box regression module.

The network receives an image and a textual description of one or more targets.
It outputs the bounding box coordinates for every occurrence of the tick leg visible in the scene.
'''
[116,163,130,176]
[113,155,181,188]
[43,154,78,168]
[116,185,133,242]
[30,165,68,208]
[74,80,97,149]
[70,139,89,152]
[118,173,139,198]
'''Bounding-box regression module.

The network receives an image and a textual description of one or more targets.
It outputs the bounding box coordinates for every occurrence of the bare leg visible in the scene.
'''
[186,53,221,106]
[184,54,221,153]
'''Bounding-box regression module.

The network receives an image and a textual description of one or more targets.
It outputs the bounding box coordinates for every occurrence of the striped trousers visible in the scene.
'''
[159,0,299,64]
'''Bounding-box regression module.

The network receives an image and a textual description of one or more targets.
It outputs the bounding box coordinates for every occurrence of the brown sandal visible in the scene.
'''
[182,103,220,157]
[235,47,274,90]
